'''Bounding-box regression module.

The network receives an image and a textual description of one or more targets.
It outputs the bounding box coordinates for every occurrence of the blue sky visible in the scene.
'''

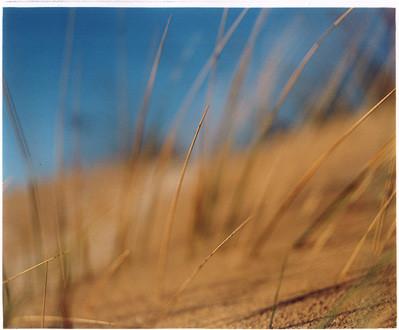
[3,8,394,185]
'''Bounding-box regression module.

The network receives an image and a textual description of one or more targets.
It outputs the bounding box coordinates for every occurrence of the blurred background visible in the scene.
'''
[3,8,395,186]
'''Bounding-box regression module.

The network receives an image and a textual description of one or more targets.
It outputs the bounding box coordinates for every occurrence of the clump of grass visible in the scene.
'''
[250,88,396,256]
[138,9,248,259]
[208,7,355,242]
[293,137,394,248]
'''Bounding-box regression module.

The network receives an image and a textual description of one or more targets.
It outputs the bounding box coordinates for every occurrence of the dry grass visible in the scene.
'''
[293,136,394,248]
[250,88,395,255]
[3,252,67,285]
[3,80,44,264]
[158,105,210,295]
[339,189,396,281]
[4,105,396,327]
[41,261,49,328]
[3,7,396,329]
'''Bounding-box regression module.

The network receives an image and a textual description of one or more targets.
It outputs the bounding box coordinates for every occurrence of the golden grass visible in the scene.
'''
[158,105,210,294]
[4,103,395,327]
[103,249,131,280]
[3,7,396,329]
[41,261,49,328]
[243,147,283,252]
[380,216,396,253]
[116,9,248,260]
[208,8,355,238]
[250,88,396,255]
[131,15,172,158]
[338,189,396,281]
[3,252,68,285]
[372,158,395,255]
[293,136,394,248]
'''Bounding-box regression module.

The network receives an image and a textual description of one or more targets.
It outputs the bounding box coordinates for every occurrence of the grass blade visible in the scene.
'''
[269,251,290,328]
[157,105,210,295]
[156,215,253,325]
[3,252,68,285]
[114,15,171,256]
[3,80,44,263]
[131,15,172,158]
[41,261,49,328]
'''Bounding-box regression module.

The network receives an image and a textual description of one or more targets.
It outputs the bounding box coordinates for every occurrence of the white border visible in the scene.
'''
[1,0,398,8]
